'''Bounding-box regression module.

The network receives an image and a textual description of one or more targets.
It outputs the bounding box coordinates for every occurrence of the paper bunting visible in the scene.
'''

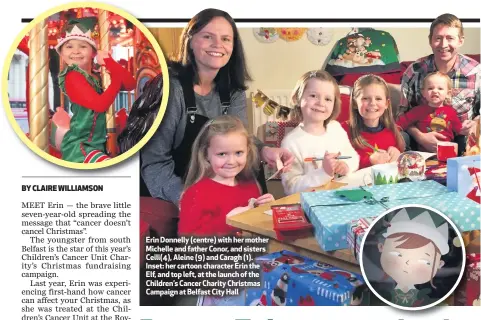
[264,100,279,116]
[276,28,307,42]
[252,90,293,119]
[253,27,279,43]
[252,90,269,108]
[277,106,291,120]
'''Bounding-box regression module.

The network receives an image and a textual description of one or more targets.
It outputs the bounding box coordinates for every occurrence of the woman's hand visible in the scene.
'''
[261,146,294,172]
[255,193,275,206]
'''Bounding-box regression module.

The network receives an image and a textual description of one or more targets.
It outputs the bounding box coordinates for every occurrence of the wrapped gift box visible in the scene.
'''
[454,253,480,306]
[198,290,246,306]
[347,217,376,261]
[272,204,313,241]
[245,250,370,306]
[447,155,481,203]
[300,180,480,251]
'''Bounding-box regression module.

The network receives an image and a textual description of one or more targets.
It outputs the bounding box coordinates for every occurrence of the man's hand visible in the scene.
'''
[416,132,447,152]
[460,120,476,136]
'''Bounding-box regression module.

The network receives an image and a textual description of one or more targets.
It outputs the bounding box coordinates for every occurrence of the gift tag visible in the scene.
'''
[335,189,373,202]
[266,158,285,181]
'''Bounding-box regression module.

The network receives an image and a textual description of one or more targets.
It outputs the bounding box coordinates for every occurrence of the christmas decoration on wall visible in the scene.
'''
[253,28,279,43]
[252,90,293,120]
[276,28,307,42]
[307,28,333,46]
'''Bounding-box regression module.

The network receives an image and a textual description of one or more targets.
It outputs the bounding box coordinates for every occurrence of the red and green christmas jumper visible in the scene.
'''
[58,57,135,163]
[396,105,462,142]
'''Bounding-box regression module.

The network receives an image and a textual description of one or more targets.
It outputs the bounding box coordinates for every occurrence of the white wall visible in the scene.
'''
[239,27,480,94]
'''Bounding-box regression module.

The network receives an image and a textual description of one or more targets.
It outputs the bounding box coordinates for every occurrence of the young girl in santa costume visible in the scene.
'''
[341,74,405,169]
[55,17,135,163]
[281,70,359,195]
[178,115,275,236]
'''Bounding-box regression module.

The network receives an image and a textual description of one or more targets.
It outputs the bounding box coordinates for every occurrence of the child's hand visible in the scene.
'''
[369,150,390,165]
[322,151,339,177]
[96,50,111,66]
[334,161,349,176]
[255,193,275,206]
[255,193,276,206]
[387,146,401,162]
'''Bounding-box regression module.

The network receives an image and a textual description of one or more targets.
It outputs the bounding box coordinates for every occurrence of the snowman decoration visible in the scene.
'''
[307,28,333,46]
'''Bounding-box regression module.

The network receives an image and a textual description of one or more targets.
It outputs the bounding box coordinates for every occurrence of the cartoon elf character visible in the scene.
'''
[53,17,135,163]
[466,167,481,204]
[377,208,449,308]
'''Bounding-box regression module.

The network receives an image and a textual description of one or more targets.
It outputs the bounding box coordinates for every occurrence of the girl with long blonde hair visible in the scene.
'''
[341,74,405,168]
[179,115,274,236]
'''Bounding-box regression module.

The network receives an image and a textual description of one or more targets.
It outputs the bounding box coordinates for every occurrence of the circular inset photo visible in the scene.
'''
[359,205,466,311]
[2,3,169,169]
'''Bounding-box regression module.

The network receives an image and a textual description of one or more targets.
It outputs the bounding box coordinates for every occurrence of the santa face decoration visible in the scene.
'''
[466,167,481,204]
[250,290,268,306]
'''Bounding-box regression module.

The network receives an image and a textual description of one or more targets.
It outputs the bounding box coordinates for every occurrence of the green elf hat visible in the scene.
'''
[55,17,98,53]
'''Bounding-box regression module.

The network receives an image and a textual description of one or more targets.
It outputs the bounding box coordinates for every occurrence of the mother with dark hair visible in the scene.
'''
[120,8,293,213]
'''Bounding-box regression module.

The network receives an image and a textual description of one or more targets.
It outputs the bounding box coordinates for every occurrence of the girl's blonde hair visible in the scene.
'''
[183,115,259,190]
[348,74,405,152]
[291,70,341,126]
[422,71,453,105]
[387,232,442,288]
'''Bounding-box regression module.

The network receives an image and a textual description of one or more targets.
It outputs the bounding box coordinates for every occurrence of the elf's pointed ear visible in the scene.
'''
[438,260,445,269]
[378,243,384,252]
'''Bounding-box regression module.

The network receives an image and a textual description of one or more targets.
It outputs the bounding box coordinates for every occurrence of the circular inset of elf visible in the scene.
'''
[359,205,466,310]
[2,2,169,169]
